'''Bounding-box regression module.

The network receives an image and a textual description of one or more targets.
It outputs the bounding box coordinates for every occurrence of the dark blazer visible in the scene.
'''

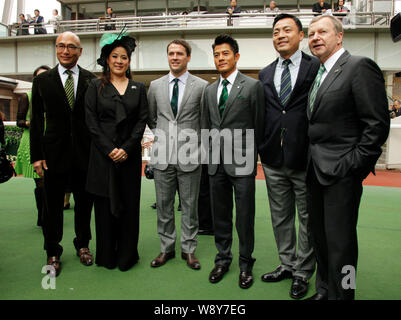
[312,2,330,13]
[85,78,148,213]
[203,71,265,177]
[30,15,47,34]
[30,65,96,173]
[307,50,390,185]
[258,52,320,171]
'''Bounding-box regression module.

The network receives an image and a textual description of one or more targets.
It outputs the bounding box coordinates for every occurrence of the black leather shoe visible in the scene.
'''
[239,271,253,289]
[305,292,328,300]
[198,229,214,235]
[290,277,309,299]
[261,266,293,282]
[209,265,229,283]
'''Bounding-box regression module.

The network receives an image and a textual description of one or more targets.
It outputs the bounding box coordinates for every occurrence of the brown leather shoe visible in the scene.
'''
[77,248,93,266]
[151,251,175,267]
[181,252,201,270]
[47,256,61,277]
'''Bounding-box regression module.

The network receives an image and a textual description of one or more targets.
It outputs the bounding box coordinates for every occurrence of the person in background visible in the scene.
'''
[226,0,241,15]
[312,1,330,14]
[49,9,62,33]
[17,13,30,36]
[389,100,401,118]
[15,65,51,227]
[85,34,147,271]
[104,7,116,31]
[30,32,96,277]
[334,0,349,12]
[266,1,279,13]
[29,9,47,34]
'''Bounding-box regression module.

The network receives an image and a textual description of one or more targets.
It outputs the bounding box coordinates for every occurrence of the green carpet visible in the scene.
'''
[0,177,400,300]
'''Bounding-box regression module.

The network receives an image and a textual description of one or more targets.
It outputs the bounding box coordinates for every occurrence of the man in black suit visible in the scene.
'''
[29,9,47,34]
[258,13,319,300]
[306,15,390,300]
[204,34,265,289]
[31,31,96,276]
[312,1,330,14]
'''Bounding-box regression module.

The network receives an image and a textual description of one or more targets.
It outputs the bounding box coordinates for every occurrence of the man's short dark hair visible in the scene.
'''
[273,13,303,32]
[34,9,39,13]
[212,34,239,55]
[33,65,51,77]
[167,39,192,56]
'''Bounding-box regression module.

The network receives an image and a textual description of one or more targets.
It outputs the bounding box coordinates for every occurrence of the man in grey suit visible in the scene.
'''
[147,39,208,270]
[203,34,265,289]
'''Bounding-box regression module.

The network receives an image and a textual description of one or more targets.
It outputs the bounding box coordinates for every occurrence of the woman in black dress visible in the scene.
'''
[85,35,148,271]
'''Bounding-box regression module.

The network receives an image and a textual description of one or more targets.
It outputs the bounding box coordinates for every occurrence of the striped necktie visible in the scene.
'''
[280,59,292,106]
[218,79,229,118]
[64,70,75,109]
[309,64,326,112]
[171,78,179,117]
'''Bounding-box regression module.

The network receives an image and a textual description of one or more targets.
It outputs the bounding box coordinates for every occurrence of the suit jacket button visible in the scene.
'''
[282,110,286,114]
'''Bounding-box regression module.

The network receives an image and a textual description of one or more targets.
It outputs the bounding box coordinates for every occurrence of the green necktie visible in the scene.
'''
[171,78,179,117]
[309,64,326,112]
[64,70,75,109]
[218,79,229,118]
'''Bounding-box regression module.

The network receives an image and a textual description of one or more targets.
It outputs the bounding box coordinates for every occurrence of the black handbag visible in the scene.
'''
[144,163,154,180]
[0,148,15,183]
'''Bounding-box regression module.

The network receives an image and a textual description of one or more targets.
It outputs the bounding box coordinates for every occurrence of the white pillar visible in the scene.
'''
[1,0,13,25]
[16,0,24,18]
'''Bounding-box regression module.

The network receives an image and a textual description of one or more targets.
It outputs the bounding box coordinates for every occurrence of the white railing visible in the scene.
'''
[5,11,392,37]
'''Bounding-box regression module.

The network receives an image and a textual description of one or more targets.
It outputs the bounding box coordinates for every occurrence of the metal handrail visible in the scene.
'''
[5,11,392,37]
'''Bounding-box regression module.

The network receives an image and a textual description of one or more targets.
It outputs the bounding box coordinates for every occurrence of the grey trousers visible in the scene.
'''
[262,164,315,279]
[153,164,201,254]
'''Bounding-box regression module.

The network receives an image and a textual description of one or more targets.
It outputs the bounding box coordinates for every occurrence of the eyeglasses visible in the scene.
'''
[55,44,81,52]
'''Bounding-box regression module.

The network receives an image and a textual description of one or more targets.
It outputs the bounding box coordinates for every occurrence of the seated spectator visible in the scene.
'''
[48,9,62,33]
[17,13,29,36]
[104,7,116,30]
[226,0,241,15]
[266,1,279,13]
[312,1,331,14]
[334,0,350,12]
[389,100,401,118]
[29,9,47,34]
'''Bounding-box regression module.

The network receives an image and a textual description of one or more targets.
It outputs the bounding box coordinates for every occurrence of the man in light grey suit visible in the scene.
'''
[203,34,265,289]
[147,39,208,270]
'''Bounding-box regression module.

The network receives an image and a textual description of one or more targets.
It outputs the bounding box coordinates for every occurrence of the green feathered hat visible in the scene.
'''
[97,29,136,68]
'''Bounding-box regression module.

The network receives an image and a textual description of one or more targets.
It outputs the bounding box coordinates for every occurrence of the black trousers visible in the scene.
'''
[306,164,363,300]
[43,168,93,257]
[209,165,256,272]
[198,164,213,230]
[93,195,140,271]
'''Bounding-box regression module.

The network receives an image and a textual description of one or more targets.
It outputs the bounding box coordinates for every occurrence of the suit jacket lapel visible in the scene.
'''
[221,72,245,122]
[176,74,195,119]
[162,75,175,119]
[267,59,281,104]
[311,51,349,118]
[75,66,88,104]
[50,65,71,110]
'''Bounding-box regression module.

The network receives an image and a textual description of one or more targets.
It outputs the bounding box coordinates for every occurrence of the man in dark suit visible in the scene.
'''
[258,13,319,300]
[204,34,265,289]
[312,1,330,14]
[306,15,390,300]
[226,0,241,14]
[31,31,96,276]
[30,9,47,34]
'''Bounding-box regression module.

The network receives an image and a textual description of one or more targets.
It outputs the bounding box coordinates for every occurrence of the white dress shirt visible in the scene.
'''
[320,47,345,84]
[217,69,239,104]
[169,71,189,113]
[274,49,302,95]
[58,64,79,98]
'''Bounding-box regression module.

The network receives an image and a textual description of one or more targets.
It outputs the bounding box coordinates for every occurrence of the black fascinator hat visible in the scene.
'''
[97,30,136,68]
